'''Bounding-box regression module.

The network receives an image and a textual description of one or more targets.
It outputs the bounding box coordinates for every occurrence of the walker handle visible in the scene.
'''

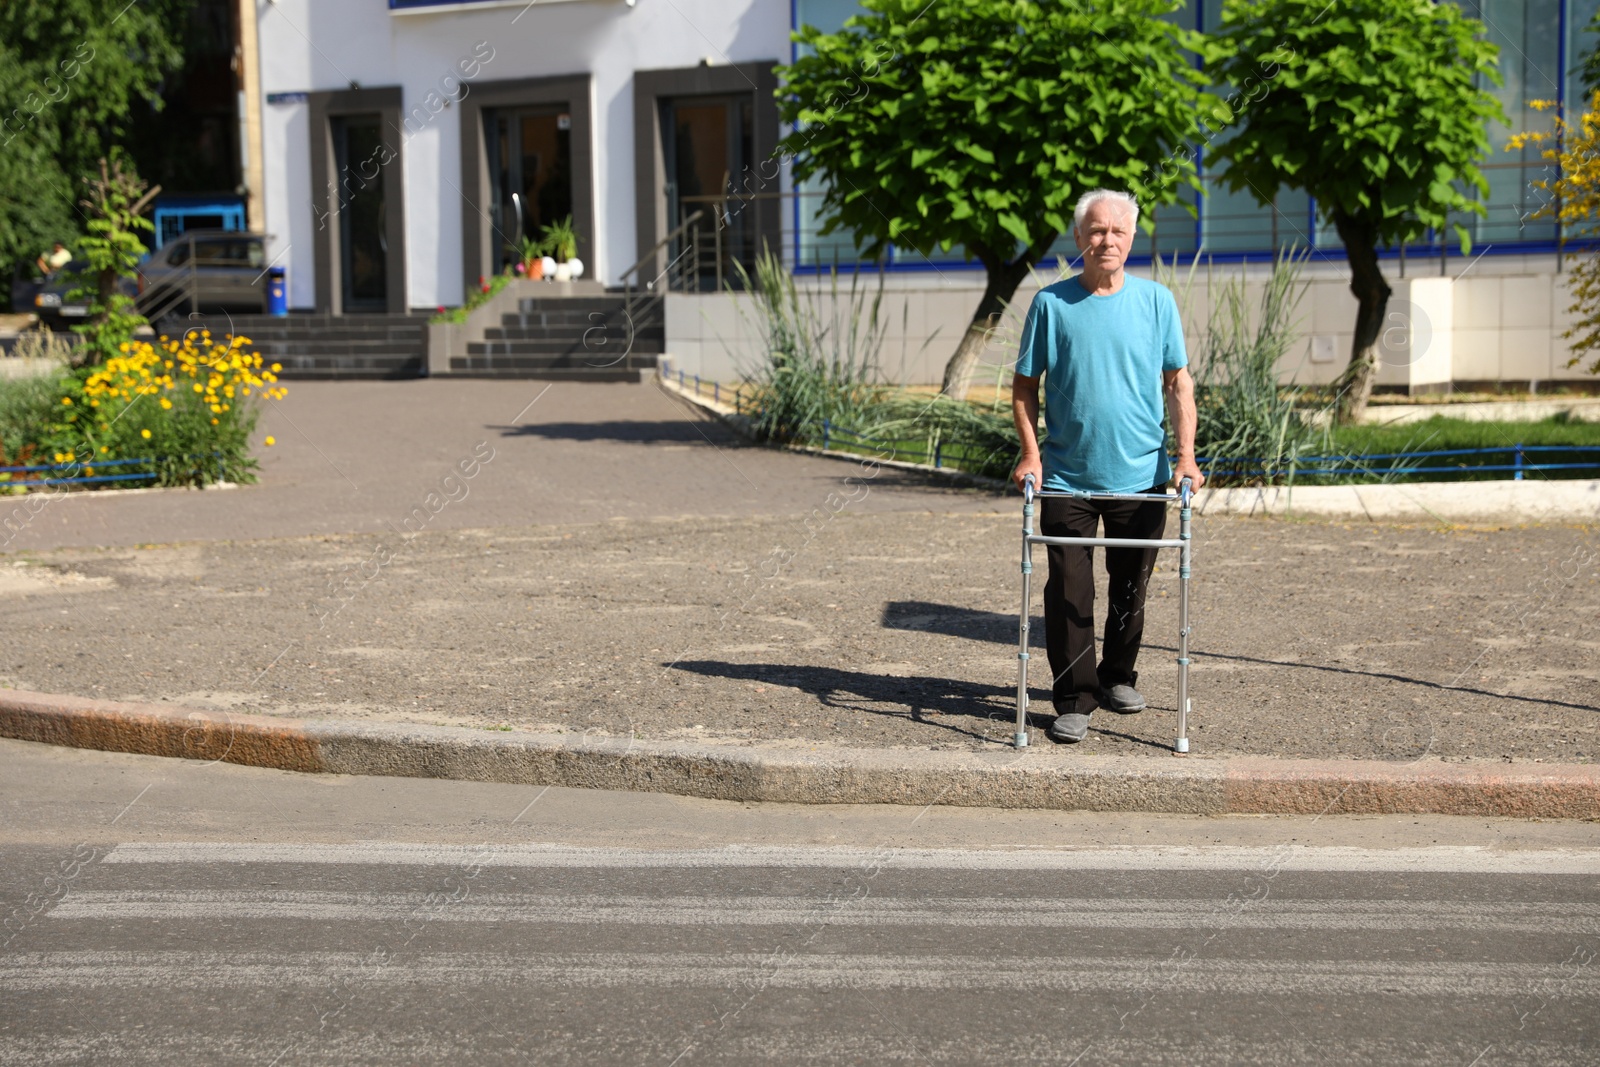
[1179,477,1194,506]
[1022,473,1036,506]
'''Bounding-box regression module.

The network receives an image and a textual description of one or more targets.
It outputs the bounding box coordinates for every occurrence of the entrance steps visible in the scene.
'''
[222,314,429,379]
[446,295,664,381]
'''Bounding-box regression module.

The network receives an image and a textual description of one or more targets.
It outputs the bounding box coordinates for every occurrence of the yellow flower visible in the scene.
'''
[61,397,72,405]
[140,429,151,439]
[264,435,276,446]
[159,398,172,410]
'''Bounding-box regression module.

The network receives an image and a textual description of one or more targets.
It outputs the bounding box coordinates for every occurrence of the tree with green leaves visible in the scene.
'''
[1580,7,1600,96]
[1207,0,1503,424]
[70,156,160,368]
[776,0,1216,399]
[0,0,183,294]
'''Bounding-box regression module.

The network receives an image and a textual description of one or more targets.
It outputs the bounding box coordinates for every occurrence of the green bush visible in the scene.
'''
[0,331,286,489]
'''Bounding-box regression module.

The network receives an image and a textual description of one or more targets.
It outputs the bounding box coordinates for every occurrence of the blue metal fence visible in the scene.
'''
[1199,445,1600,481]
[0,452,226,489]
[665,364,1600,481]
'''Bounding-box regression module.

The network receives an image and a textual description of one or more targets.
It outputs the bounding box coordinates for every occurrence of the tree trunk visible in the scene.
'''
[1331,211,1392,426]
[97,267,117,323]
[941,259,1034,400]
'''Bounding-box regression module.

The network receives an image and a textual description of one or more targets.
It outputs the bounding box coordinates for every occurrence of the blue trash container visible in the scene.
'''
[266,266,288,316]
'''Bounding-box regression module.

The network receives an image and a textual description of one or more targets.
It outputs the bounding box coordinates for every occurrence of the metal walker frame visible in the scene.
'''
[1015,474,1195,753]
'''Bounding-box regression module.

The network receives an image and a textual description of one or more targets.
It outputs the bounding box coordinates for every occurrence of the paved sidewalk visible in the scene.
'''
[0,379,1595,792]
[1,378,1003,553]
[0,505,1594,764]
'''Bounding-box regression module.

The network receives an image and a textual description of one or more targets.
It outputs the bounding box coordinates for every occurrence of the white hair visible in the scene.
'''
[1072,189,1140,234]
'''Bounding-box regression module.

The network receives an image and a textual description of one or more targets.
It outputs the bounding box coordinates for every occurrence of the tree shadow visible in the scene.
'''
[487,420,744,445]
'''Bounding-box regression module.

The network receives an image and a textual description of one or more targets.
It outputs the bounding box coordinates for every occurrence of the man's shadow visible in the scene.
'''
[665,660,1059,745]
[881,599,1600,716]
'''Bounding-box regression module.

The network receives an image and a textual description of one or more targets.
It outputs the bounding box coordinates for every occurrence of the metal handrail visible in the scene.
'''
[620,209,707,322]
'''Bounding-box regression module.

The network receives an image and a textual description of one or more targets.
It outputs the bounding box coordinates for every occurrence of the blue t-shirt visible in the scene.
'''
[1015,274,1187,494]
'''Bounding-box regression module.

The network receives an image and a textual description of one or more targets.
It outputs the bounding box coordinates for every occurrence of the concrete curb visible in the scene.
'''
[1192,479,1600,523]
[3,690,1596,818]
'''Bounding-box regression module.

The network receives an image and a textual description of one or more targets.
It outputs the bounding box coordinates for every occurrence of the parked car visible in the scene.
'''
[138,231,269,323]
[16,261,137,331]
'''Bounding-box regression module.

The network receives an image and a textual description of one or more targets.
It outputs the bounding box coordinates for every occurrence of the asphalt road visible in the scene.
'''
[4,741,1598,1065]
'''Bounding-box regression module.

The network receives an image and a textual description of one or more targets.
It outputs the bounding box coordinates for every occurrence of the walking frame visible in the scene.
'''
[1015,474,1195,753]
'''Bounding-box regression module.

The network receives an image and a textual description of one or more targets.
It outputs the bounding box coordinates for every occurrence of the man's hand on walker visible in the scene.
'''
[1172,457,1205,492]
[1012,453,1043,493]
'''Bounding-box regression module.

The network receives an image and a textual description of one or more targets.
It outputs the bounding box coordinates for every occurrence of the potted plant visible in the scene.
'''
[512,235,546,279]
[539,215,583,281]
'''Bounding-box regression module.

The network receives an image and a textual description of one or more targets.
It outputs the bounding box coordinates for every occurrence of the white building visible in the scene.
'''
[249,0,1598,391]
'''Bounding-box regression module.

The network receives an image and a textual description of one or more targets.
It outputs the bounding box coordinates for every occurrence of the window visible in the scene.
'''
[789,0,1586,269]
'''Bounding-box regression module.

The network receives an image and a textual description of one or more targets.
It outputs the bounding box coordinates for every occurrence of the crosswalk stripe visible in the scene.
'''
[97,842,1600,874]
[44,890,1600,933]
[4,951,1597,997]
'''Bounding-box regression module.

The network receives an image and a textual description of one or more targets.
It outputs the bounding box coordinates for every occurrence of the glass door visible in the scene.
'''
[332,115,388,312]
[486,106,573,273]
[661,95,753,289]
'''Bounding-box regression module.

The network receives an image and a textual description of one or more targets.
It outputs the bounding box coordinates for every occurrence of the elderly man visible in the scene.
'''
[1011,189,1204,744]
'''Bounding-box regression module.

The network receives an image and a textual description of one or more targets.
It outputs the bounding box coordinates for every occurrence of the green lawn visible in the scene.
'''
[1317,416,1600,481]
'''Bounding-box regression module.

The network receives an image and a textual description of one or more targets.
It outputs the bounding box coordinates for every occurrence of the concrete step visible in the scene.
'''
[467,338,666,357]
[443,363,652,382]
[481,327,666,344]
[453,351,660,371]
[208,313,430,379]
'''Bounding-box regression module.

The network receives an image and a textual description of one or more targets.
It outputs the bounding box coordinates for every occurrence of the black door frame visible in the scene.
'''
[632,63,780,286]
[308,87,407,315]
[483,104,575,275]
[458,74,594,294]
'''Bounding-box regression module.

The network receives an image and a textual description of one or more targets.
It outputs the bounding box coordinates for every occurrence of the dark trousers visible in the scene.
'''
[1041,487,1167,715]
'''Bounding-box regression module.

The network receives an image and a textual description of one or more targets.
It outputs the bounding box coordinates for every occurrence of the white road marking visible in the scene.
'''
[97,842,1600,874]
[4,950,1597,997]
[44,890,1600,934]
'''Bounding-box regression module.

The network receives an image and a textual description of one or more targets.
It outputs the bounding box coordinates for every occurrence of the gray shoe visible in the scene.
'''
[1096,684,1147,714]
[1048,711,1092,743]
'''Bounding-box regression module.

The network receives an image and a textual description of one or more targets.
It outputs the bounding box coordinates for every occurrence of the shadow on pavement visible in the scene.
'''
[487,420,744,445]
[883,600,1044,646]
[883,600,1600,716]
[664,659,1170,751]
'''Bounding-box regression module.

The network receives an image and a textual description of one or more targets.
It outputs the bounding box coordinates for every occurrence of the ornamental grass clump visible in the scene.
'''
[52,331,286,487]
[734,250,886,445]
[1158,248,1333,486]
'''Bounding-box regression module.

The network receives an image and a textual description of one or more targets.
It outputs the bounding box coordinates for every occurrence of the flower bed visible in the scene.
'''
[0,331,286,490]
